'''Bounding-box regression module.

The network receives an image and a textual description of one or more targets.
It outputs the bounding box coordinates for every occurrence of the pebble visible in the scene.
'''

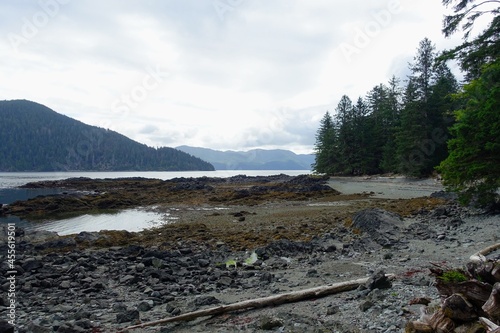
[0,201,495,332]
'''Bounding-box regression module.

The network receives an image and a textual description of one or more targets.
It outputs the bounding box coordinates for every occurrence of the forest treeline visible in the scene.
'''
[0,100,215,172]
[313,0,499,205]
[313,38,458,178]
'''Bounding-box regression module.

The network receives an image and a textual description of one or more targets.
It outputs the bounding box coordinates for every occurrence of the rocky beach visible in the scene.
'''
[0,175,499,332]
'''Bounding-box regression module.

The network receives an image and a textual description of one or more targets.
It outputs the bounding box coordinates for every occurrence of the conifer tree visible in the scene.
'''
[312,111,337,174]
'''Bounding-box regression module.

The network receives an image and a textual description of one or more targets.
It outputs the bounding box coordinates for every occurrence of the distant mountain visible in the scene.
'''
[176,146,314,170]
[0,100,214,172]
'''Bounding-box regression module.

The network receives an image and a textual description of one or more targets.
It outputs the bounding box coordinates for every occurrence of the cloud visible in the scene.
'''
[0,0,466,154]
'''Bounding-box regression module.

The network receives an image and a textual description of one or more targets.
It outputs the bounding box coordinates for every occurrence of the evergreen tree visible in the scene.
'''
[440,0,500,80]
[410,38,436,102]
[437,61,500,205]
[351,97,375,174]
[367,76,402,173]
[397,78,428,177]
[312,111,337,174]
[437,0,500,205]
[396,38,459,177]
[334,95,355,174]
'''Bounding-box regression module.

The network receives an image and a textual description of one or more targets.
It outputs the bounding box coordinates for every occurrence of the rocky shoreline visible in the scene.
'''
[0,175,498,332]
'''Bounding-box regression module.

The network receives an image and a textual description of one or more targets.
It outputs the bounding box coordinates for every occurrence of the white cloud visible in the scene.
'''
[0,0,472,154]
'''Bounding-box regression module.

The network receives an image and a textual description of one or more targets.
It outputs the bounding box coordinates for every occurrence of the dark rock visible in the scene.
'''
[430,191,458,201]
[259,316,284,330]
[116,309,140,324]
[35,238,77,250]
[74,319,92,330]
[326,304,340,315]
[0,320,14,333]
[197,259,210,267]
[306,269,319,278]
[192,295,221,307]
[352,208,404,247]
[137,300,154,311]
[75,231,102,243]
[365,270,392,290]
[21,258,43,272]
[359,300,375,311]
[57,324,86,333]
[27,322,51,333]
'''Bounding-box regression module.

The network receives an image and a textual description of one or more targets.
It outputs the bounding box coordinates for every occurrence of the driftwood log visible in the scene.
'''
[125,274,394,330]
[406,243,500,333]
[483,283,500,321]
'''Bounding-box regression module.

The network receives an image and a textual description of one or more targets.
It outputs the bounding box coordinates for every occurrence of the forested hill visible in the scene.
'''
[0,100,215,171]
[177,146,314,170]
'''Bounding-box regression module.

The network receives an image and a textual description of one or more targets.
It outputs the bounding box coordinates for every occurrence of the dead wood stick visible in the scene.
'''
[470,243,500,263]
[125,274,394,330]
[479,317,500,332]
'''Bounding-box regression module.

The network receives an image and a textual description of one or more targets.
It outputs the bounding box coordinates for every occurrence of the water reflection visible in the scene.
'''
[2,209,175,236]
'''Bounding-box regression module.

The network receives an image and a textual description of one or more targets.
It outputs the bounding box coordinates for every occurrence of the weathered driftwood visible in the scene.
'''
[427,309,456,332]
[469,243,500,264]
[407,244,500,332]
[435,279,493,308]
[482,282,500,321]
[479,317,500,332]
[405,320,433,332]
[125,274,394,330]
[442,293,478,322]
[467,261,500,284]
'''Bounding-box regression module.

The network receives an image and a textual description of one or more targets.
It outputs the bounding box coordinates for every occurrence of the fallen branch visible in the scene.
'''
[125,274,394,330]
[479,317,500,332]
[469,243,500,263]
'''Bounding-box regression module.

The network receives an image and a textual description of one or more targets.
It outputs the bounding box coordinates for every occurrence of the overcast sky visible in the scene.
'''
[1,0,467,154]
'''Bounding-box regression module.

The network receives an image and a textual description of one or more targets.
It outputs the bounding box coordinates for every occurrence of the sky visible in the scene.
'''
[1,0,470,154]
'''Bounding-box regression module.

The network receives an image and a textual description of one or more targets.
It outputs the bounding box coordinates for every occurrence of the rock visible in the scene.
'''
[259,316,284,330]
[352,208,404,247]
[326,304,340,315]
[135,263,145,272]
[75,231,102,243]
[192,295,221,307]
[306,269,320,278]
[27,322,52,333]
[57,324,86,333]
[119,275,137,284]
[365,270,392,290]
[430,191,458,201]
[116,309,140,324]
[21,258,43,271]
[113,303,127,312]
[0,320,14,333]
[35,237,77,250]
[60,281,71,289]
[137,300,154,311]
[360,300,375,312]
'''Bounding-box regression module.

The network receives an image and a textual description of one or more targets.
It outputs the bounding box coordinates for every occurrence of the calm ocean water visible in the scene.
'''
[0,170,310,189]
[0,170,311,235]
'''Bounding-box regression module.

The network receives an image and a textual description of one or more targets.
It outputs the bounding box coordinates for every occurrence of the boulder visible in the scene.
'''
[351,208,404,247]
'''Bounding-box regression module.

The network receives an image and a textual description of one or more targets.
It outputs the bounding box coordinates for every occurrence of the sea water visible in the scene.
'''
[0,170,310,235]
